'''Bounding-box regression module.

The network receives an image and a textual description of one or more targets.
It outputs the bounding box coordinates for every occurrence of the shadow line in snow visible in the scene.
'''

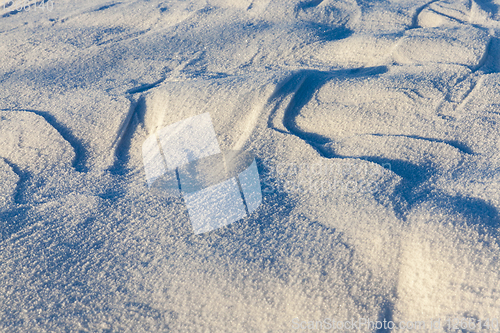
[94,2,120,12]
[376,299,396,333]
[370,133,475,155]
[0,109,88,172]
[409,0,440,29]
[108,96,145,175]
[349,153,498,226]
[126,76,168,95]
[0,158,35,241]
[350,154,499,227]
[1,157,32,205]
[481,37,500,74]
[270,69,499,227]
[475,0,500,19]
[296,0,324,11]
[269,66,389,155]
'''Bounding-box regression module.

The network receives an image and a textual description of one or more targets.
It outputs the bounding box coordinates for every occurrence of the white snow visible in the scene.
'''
[1,0,500,331]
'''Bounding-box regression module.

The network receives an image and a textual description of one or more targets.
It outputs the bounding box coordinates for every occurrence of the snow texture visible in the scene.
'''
[1,0,500,331]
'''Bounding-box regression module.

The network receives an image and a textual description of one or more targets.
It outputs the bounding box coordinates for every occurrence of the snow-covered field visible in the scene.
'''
[1,0,500,331]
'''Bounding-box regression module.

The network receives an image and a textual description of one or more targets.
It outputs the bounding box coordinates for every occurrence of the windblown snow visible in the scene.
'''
[1,0,500,331]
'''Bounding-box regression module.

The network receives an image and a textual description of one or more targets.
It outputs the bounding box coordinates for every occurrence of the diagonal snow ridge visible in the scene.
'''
[139,72,287,150]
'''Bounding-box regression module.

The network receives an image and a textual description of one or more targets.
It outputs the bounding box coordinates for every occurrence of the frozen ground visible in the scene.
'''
[1,0,500,331]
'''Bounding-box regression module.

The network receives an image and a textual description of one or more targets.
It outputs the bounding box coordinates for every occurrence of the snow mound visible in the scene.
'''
[0,111,75,172]
[395,27,490,68]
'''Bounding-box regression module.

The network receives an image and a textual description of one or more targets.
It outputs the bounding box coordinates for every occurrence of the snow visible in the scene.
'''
[0,158,18,212]
[1,0,500,331]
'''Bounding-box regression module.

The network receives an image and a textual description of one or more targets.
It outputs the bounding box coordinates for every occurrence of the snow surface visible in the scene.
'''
[1,0,500,331]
